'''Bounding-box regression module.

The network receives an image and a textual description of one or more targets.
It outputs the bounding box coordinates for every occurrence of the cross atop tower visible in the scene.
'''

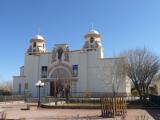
[91,23,95,30]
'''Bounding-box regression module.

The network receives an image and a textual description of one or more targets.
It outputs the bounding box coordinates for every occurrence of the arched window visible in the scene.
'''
[33,42,36,47]
[90,37,95,48]
[51,68,70,79]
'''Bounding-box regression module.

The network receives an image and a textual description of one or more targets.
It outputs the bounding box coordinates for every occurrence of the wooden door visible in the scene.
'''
[50,82,54,96]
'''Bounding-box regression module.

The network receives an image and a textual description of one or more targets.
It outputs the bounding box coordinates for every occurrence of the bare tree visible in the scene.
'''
[122,48,160,102]
[0,80,12,96]
[110,58,126,97]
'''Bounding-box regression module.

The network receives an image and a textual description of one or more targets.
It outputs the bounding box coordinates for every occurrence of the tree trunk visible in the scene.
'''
[135,87,143,103]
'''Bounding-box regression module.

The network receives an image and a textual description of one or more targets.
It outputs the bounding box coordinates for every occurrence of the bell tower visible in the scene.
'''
[27,34,47,55]
[83,29,102,51]
[83,29,104,58]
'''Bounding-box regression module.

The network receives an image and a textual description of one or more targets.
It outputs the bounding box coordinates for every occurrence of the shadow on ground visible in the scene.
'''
[146,109,160,120]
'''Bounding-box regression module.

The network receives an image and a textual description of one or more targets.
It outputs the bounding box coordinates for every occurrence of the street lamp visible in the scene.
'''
[35,80,44,107]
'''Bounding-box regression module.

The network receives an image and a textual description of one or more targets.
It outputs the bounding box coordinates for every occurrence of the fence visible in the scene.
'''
[149,94,160,105]
[0,91,140,105]
[26,97,100,104]
[0,91,31,102]
[0,95,26,102]
[101,97,127,118]
[70,92,128,98]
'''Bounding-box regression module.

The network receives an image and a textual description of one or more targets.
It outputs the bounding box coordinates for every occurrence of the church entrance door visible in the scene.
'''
[50,68,71,97]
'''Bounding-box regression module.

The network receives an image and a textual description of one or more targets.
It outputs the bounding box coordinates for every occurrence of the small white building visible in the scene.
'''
[13,29,131,97]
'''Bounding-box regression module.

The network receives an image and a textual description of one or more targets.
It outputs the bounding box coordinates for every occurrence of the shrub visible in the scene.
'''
[131,89,139,97]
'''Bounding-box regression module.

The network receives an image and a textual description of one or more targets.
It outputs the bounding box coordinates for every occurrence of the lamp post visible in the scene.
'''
[35,80,44,107]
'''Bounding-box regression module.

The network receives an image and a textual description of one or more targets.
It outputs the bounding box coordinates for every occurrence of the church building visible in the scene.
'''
[13,29,131,97]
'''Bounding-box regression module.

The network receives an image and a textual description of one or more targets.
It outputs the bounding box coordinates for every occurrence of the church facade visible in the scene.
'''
[13,29,131,97]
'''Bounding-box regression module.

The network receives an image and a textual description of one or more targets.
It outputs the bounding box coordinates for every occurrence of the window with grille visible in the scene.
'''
[41,66,48,78]
[72,65,78,77]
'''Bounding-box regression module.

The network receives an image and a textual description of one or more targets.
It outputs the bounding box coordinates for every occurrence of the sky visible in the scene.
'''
[0,0,160,82]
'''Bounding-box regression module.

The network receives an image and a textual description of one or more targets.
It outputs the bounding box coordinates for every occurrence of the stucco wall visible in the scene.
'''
[13,48,131,97]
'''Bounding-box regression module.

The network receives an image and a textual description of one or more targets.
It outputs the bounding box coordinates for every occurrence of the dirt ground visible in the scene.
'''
[0,101,159,120]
